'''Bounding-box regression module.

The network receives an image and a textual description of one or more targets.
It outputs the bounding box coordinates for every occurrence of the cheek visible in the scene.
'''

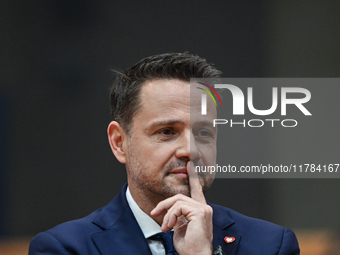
[200,144,217,164]
[138,142,175,168]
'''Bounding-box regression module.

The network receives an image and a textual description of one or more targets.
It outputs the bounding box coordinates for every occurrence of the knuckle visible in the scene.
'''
[174,194,185,200]
[174,200,185,208]
[202,205,213,215]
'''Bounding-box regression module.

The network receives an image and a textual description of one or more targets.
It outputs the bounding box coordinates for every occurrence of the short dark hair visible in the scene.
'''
[110,52,221,134]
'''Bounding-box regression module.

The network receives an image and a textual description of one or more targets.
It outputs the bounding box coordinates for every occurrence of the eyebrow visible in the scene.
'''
[194,120,214,127]
[148,119,214,129]
[147,119,186,130]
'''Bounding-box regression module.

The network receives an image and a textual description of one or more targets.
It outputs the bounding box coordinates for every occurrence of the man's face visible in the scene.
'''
[124,79,217,201]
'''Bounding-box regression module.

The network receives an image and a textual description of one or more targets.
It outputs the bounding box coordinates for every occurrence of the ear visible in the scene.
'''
[107,121,127,164]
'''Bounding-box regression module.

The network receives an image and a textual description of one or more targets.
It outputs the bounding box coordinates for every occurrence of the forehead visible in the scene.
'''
[140,79,189,105]
[132,79,216,126]
[137,80,190,123]
[139,79,215,105]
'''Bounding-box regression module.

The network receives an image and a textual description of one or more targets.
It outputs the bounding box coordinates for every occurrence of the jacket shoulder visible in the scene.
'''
[210,203,300,255]
[29,185,130,255]
[29,209,104,255]
[211,203,286,231]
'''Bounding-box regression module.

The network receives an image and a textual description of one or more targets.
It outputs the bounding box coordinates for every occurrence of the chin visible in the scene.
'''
[160,183,190,198]
[176,186,191,197]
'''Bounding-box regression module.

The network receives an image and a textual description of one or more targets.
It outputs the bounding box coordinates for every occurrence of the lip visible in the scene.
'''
[169,168,188,177]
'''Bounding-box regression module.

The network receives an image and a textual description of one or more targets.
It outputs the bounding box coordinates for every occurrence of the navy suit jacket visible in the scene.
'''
[29,184,299,255]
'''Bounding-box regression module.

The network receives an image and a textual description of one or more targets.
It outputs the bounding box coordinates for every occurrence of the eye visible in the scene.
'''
[196,129,213,138]
[194,129,214,143]
[197,130,212,137]
[158,128,175,137]
[154,127,179,141]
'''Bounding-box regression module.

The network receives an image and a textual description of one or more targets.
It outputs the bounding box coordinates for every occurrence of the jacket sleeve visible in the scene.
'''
[277,228,300,255]
[29,231,70,255]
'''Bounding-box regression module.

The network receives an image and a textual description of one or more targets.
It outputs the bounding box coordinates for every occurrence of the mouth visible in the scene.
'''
[168,168,188,178]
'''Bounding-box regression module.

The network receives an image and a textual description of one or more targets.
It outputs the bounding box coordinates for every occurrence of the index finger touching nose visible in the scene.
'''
[188,161,206,203]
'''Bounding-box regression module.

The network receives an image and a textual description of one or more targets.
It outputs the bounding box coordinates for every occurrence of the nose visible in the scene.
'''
[175,129,201,161]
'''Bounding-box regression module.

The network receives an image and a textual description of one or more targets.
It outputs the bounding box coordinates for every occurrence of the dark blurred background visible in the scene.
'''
[1,1,340,253]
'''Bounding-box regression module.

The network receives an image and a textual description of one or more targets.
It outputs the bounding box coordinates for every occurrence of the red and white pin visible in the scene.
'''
[224,236,235,244]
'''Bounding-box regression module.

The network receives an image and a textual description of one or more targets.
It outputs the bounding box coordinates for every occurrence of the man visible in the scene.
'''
[29,53,300,255]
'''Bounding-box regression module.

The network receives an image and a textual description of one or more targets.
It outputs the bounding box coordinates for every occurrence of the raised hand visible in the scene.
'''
[151,161,213,255]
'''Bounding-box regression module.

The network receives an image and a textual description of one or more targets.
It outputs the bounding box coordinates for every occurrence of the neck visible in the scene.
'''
[128,181,166,226]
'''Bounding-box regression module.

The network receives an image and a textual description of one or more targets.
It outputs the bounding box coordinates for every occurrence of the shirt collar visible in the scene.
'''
[126,186,162,238]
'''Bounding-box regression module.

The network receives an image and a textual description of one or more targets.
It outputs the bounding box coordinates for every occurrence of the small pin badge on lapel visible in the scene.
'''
[224,236,235,244]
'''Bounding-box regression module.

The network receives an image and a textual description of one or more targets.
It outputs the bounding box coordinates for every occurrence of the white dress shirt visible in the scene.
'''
[126,187,166,255]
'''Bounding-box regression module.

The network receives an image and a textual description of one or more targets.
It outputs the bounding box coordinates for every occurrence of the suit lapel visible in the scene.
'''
[91,184,152,255]
[90,185,241,255]
[213,227,241,255]
[91,210,152,255]
[210,203,241,255]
